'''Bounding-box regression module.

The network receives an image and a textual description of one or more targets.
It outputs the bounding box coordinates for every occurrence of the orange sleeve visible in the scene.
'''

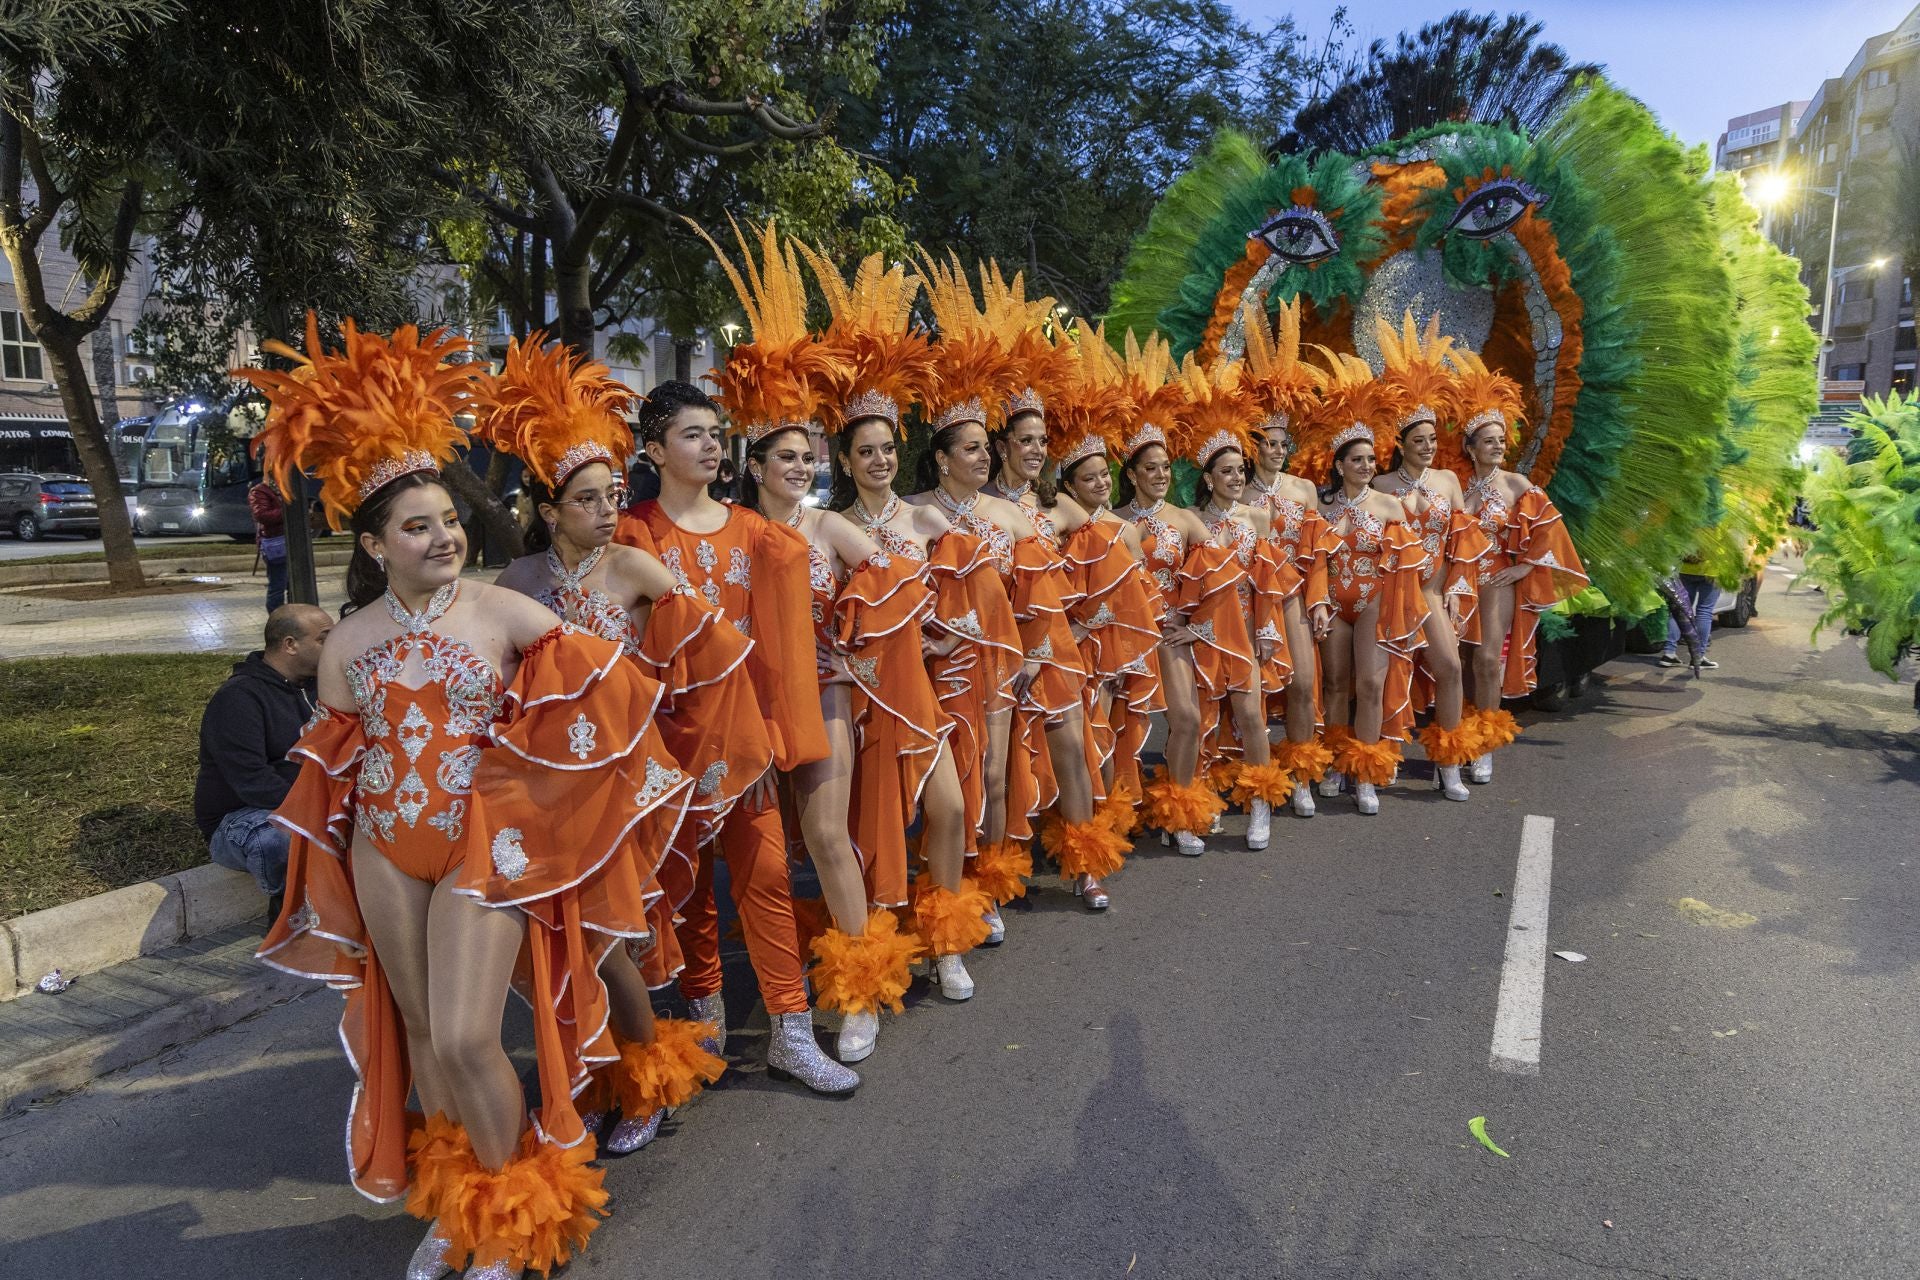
[1252,538,1298,689]
[613,511,655,553]
[1009,535,1089,714]
[1376,521,1432,742]
[1444,508,1494,633]
[1300,510,1334,613]
[1176,542,1257,697]
[1510,488,1589,611]
[747,519,831,770]
[1063,520,1161,683]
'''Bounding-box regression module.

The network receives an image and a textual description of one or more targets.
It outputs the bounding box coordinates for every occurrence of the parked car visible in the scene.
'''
[132,477,206,535]
[1715,572,1762,628]
[0,472,100,540]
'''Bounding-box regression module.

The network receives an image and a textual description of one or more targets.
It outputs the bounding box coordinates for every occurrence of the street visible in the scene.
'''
[1,566,1914,1280]
[0,535,238,563]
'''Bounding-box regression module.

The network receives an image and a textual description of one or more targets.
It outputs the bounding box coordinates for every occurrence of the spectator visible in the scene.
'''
[626,455,662,505]
[194,604,332,919]
[1659,549,1721,670]
[248,477,288,610]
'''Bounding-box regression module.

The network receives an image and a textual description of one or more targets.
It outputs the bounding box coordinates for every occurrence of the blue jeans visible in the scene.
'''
[208,807,290,896]
[264,555,288,611]
[1666,573,1719,656]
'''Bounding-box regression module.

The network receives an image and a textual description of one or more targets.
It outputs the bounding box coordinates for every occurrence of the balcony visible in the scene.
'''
[1834,297,1875,331]
[1854,128,1897,164]
[1857,80,1898,122]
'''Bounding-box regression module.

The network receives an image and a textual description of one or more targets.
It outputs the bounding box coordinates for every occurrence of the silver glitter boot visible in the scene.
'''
[836,1009,879,1063]
[766,1011,860,1095]
[1469,752,1494,784]
[463,1261,521,1279]
[604,1108,664,1155]
[1247,799,1272,851]
[405,1221,453,1280]
[982,904,1006,945]
[1290,783,1316,817]
[687,993,726,1057]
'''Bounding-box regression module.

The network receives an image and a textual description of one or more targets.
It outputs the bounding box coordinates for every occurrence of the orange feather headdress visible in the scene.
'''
[1238,297,1323,452]
[1043,321,1133,474]
[794,244,936,433]
[977,261,1067,428]
[918,251,1024,434]
[1445,345,1527,448]
[1172,353,1255,474]
[472,332,635,492]
[1118,329,1181,462]
[1374,311,1457,437]
[690,217,847,443]
[1300,347,1405,481]
[233,313,481,530]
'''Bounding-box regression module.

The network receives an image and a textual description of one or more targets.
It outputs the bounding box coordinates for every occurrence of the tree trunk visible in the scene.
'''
[674,338,694,382]
[90,328,122,425]
[41,334,145,590]
[442,454,524,563]
[553,243,595,356]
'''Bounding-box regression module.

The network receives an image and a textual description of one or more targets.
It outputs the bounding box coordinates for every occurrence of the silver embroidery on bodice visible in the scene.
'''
[538,545,638,655]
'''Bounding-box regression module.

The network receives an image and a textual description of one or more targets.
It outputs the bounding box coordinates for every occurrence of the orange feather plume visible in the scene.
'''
[793,243,938,431]
[472,331,634,490]
[233,313,480,530]
[1043,321,1134,467]
[1171,352,1256,472]
[1373,311,1457,433]
[688,217,848,437]
[1239,296,1324,443]
[917,250,1024,430]
[1445,346,1527,447]
[1119,329,1182,460]
[1299,347,1405,482]
[978,260,1068,426]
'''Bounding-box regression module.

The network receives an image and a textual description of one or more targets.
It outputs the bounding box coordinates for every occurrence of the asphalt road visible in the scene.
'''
[2,564,1914,1280]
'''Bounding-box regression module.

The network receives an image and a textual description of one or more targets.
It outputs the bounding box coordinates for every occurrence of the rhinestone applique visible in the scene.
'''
[394,768,429,827]
[946,610,984,639]
[639,758,687,809]
[397,703,433,762]
[724,546,751,591]
[287,897,319,934]
[1026,636,1053,661]
[427,800,466,842]
[1190,620,1216,645]
[567,713,598,761]
[358,744,396,796]
[1085,603,1116,629]
[695,540,718,575]
[490,828,529,880]
[436,745,481,794]
[849,655,880,687]
[697,760,728,798]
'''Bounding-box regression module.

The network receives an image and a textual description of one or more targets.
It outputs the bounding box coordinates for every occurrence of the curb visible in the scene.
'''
[0,965,307,1113]
[2,864,266,1001]
[0,547,353,588]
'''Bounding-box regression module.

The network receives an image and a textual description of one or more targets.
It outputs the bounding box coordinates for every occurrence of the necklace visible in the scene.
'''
[997,479,1033,503]
[1328,489,1372,528]
[545,544,605,592]
[784,504,804,529]
[385,580,458,634]
[1467,469,1501,502]
[1247,473,1275,499]
[932,484,978,520]
[1124,497,1166,519]
[853,492,900,529]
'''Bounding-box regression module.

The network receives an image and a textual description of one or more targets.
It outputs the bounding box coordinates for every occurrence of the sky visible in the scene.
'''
[1237,0,1919,148]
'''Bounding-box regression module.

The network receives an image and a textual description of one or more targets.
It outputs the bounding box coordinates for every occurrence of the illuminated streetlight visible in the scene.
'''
[1748,169,1793,209]
[719,321,742,346]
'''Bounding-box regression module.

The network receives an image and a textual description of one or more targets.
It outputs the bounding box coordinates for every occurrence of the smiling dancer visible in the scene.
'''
[1449,346,1589,784]
[242,318,694,1279]
[1238,300,1335,817]
[1308,353,1431,815]
[1372,316,1491,802]
[478,335,730,1158]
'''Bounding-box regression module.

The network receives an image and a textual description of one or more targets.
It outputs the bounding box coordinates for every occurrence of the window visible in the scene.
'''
[1894,363,1916,395]
[1867,67,1893,89]
[1831,363,1866,381]
[1,311,43,381]
[1900,321,1917,351]
[1906,276,1915,306]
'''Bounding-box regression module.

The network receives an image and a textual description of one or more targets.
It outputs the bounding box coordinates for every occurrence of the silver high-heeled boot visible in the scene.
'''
[1290,783,1316,817]
[463,1261,521,1280]
[1247,799,1272,850]
[933,953,975,1000]
[1174,830,1205,856]
[688,993,726,1057]
[767,1011,860,1094]
[836,1009,879,1063]
[982,904,1006,945]
[604,1108,664,1155]
[1469,752,1493,784]
[1435,765,1470,801]
[406,1221,453,1280]
[1318,770,1344,798]
[1354,782,1380,815]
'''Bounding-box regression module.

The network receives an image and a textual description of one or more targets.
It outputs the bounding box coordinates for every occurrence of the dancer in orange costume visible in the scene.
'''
[909,255,1125,910]
[1115,332,1224,857]
[1043,322,1163,833]
[1450,347,1589,784]
[1239,299,1336,817]
[479,335,731,1160]
[1371,315,1493,803]
[240,319,693,1279]
[1308,354,1432,816]
[615,362,862,1096]
[1171,353,1293,851]
[836,414,1025,941]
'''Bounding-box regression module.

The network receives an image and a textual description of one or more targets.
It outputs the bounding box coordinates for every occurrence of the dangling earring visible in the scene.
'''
[939,464,950,477]
[374,554,386,572]
[749,468,763,484]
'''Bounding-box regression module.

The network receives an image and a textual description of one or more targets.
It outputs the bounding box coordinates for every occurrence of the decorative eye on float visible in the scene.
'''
[1251,206,1341,264]
[1442,178,1547,239]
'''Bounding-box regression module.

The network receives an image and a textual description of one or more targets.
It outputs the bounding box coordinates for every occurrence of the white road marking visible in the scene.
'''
[1489,814,1555,1076]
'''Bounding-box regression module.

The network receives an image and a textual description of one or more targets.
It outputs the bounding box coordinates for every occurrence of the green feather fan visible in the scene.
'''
[1803,394,1920,678]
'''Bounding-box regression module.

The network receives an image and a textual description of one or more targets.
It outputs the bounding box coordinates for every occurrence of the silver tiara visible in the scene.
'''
[844,389,900,427]
[357,450,439,501]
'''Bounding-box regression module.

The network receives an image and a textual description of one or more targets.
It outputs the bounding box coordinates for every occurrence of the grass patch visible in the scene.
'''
[0,653,235,918]
[6,538,243,566]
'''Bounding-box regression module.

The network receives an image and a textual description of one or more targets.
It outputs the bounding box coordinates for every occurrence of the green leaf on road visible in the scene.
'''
[1468,1115,1510,1158]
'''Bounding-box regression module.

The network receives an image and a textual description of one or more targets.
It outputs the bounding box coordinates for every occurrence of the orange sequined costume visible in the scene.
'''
[262,600,693,1203]
[1321,493,1431,742]
[1463,478,1589,698]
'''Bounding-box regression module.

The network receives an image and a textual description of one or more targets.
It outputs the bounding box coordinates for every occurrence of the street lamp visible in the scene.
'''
[1754,169,1871,384]
[719,321,742,347]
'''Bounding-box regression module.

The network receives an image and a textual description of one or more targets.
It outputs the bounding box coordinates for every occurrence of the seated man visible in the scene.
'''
[194,604,332,919]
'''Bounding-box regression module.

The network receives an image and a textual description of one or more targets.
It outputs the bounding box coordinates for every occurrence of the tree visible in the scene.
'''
[1287,10,1600,155]
[834,0,1326,318]
[0,2,173,590]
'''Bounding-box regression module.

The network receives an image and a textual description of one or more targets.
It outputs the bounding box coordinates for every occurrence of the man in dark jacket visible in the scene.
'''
[194,604,332,915]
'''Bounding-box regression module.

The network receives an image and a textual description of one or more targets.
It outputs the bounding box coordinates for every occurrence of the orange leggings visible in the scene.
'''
[675,801,809,1015]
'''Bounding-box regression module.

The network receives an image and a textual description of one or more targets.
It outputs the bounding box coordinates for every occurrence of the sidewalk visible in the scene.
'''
[0,922,304,1112]
[0,565,498,658]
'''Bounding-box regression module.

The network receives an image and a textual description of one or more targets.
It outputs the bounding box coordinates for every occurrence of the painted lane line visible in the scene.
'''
[1489,814,1555,1076]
